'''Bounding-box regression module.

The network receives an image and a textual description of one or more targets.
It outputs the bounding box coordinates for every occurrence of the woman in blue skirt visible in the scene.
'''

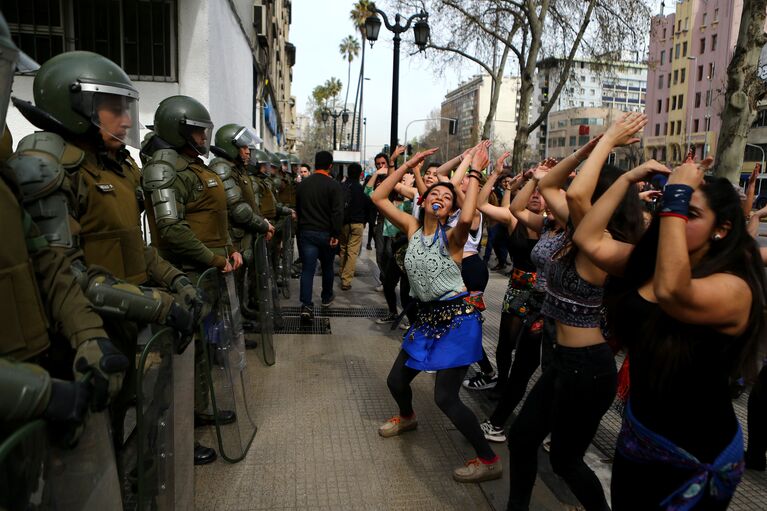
[372,144,501,483]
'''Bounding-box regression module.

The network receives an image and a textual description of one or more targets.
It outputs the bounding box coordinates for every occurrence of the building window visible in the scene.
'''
[693,119,699,132]
[706,90,712,107]
[663,28,667,39]
[663,122,668,135]
[660,50,665,65]
[681,68,686,83]
[684,17,688,30]
[682,41,688,57]
[708,62,715,79]
[702,13,707,26]
[676,120,682,134]
[658,74,664,89]
[704,117,711,131]
[665,97,669,112]
[5,0,177,81]
[673,69,679,84]
[669,47,673,62]
[678,94,683,109]
[578,135,589,145]
[655,123,660,136]
[697,65,703,81]
[677,20,682,32]
[672,96,677,110]
[695,92,701,108]
[700,38,706,54]
[657,99,662,113]
[675,43,680,59]
[714,8,719,21]
[711,34,717,51]
[569,136,576,146]
[669,122,674,135]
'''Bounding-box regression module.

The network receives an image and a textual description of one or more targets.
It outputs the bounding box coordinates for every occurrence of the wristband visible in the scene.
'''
[659,184,693,221]
[467,174,481,182]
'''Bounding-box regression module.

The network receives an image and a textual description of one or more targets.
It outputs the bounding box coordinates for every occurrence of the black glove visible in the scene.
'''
[73,338,129,411]
[172,275,203,308]
[44,379,91,423]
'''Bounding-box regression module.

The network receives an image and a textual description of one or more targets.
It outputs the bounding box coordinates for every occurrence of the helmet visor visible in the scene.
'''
[0,38,19,135]
[85,84,142,148]
[180,118,213,156]
[233,127,261,148]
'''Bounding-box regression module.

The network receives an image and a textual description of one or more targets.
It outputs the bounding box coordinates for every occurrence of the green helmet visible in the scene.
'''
[30,51,140,147]
[154,95,213,156]
[267,151,281,167]
[288,154,301,165]
[214,123,261,161]
[251,148,270,166]
[274,152,289,163]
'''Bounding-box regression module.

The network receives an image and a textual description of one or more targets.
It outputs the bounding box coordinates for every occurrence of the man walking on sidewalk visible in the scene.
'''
[339,163,367,290]
[295,151,344,321]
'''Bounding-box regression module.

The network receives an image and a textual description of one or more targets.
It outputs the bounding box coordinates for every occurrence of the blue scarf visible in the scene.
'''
[617,401,744,511]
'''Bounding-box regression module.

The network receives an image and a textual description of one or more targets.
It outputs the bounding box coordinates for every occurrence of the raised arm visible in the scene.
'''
[744,165,759,216]
[654,162,751,332]
[573,160,669,276]
[478,151,516,226]
[452,140,491,188]
[448,145,487,258]
[538,138,599,224]
[511,164,552,233]
[566,113,647,228]
[748,204,767,238]
[372,149,438,237]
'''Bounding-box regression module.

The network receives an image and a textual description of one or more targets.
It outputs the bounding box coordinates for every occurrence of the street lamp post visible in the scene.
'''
[363,117,367,164]
[321,107,349,151]
[365,7,430,162]
[686,56,697,153]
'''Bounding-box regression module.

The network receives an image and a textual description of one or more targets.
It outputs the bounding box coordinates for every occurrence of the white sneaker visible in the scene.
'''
[462,372,498,391]
[399,318,410,330]
[375,284,384,292]
[480,420,507,443]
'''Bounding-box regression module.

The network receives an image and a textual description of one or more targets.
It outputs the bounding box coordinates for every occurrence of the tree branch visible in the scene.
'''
[427,43,496,76]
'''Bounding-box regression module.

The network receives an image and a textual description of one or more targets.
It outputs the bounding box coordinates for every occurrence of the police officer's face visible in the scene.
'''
[190,129,208,148]
[97,95,133,151]
[239,146,250,164]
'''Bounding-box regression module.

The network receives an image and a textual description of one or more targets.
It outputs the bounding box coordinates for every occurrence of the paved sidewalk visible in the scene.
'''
[195,245,766,510]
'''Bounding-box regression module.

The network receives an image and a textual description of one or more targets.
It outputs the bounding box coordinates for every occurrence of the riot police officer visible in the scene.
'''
[8,51,199,449]
[142,96,241,465]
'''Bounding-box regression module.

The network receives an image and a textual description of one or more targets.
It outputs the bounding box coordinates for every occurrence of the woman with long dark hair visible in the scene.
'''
[372,145,502,483]
[506,114,647,511]
[574,158,767,509]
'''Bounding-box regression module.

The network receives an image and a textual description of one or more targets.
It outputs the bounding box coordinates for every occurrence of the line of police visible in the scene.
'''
[0,12,298,509]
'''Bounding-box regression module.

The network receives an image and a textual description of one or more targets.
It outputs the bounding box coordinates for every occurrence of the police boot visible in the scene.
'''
[194,442,217,465]
[194,409,237,427]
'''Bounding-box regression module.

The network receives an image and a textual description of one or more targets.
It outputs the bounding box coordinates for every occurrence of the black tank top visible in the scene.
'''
[621,290,740,463]
[507,222,538,272]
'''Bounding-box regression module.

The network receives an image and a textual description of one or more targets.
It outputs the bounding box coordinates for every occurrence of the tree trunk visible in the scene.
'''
[714,0,767,183]
[351,42,365,152]
[481,43,511,140]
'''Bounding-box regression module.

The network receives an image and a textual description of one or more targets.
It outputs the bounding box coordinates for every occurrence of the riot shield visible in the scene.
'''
[134,326,176,510]
[48,411,123,510]
[197,269,257,462]
[280,219,293,299]
[0,420,49,511]
[254,235,276,366]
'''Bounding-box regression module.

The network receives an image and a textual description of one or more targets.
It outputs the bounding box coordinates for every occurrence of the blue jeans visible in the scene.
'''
[299,230,335,306]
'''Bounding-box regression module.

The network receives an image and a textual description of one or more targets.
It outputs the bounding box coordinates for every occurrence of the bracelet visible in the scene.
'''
[659,184,693,221]
[467,174,482,182]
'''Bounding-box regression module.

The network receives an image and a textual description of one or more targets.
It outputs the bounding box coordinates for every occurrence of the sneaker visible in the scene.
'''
[376,312,398,324]
[375,284,384,292]
[341,283,351,291]
[462,372,498,391]
[300,305,314,322]
[453,457,502,483]
[425,370,436,374]
[399,318,410,330]
[480,420,506,443]
[321,295,335,307]
[378,415,418,438]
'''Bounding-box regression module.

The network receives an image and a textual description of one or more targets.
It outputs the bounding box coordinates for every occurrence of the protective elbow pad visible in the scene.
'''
[143,148,180,221]
[7,132,82,248]
[85,274,163,324]
[0,360,51,421]
[231,201,255,225]
[210,158,242,206]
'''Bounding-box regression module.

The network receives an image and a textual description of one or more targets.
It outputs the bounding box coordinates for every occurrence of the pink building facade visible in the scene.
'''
[644,0,743,164]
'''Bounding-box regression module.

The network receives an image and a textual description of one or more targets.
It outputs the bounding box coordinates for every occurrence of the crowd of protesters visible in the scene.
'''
[296,110,767,510]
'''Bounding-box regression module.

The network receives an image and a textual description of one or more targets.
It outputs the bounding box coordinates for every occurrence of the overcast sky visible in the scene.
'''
[290,0,665,158]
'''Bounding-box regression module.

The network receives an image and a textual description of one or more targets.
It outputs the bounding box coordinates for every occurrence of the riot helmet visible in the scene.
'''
[26,51,140,148]
[153,95,213,156]
[251,148,270,167]
[214,124,261,161]
[268,151,281,168]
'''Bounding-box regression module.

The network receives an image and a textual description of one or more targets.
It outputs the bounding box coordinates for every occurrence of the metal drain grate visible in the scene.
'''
[274,316,331,335]
[281,306,389,318]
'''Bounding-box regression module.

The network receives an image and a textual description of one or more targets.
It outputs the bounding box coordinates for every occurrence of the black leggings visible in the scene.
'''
[507,342,616,511]
[496,312,525,390]
[460,254,495,374]
[387,349,495,460]
[747,364,767,465]
[490,325,542,427]
[382,255,414,322]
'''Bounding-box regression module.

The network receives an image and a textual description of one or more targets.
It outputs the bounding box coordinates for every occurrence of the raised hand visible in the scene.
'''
[624,159,671,183]
[668,161,704,188]
[639,190,662,203]
[408,147,439,167]
[391,144,406,160]
[494,151,511,175]
[603,112,648,147]
[471,144,490,171]
[574,134,604,161]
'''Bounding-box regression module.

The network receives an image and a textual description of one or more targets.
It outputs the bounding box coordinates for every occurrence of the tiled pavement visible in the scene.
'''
[195,245,767,510]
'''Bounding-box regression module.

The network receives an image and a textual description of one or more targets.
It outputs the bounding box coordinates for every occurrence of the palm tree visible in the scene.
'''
[350,1,374,152]
[339,35,360,149]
